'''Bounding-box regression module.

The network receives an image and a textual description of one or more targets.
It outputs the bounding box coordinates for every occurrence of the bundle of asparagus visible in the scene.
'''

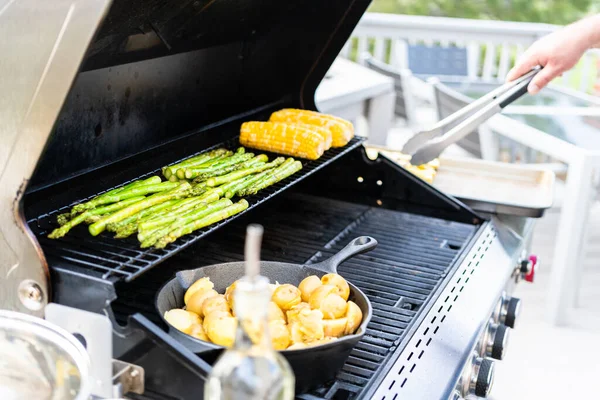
[48,146,303,249]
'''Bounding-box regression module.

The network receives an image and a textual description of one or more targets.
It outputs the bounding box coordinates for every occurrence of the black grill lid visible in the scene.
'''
[31,0,372,188]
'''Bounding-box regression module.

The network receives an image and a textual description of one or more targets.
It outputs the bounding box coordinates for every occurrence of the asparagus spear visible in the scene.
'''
[111,197,204,238]
[174,151,233,179]
[224,170,271,199]
[190,182,208,197]
[72,181,177,214]
[183,153,255,179]
[206,157,285,187]
[191,155,267,184]
[163,149,229,179]
[89,182,191,236]
[106,199,179,232]
[139,198,233,247]
[48,196,146,239]
[224,158,296,198]
[237,160,302,196]
[138,197,214,232]
[70,176,161,215]
[154,199,248,249]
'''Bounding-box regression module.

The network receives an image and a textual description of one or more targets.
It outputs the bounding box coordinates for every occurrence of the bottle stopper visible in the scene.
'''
[244,224,263,280]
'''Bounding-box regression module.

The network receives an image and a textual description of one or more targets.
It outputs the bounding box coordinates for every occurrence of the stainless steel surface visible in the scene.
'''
[46,303,115,398]
[0,309,91,400]
[433,157,555,217]
[112,360,145,398]
[403,68,539,164]
[370,216,535,400]
[0,0,112,316]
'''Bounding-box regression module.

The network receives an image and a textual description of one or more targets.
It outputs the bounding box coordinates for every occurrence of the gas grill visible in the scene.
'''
[1,0,541,399]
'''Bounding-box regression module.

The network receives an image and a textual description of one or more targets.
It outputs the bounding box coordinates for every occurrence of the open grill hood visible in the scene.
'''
[30,0,372,189]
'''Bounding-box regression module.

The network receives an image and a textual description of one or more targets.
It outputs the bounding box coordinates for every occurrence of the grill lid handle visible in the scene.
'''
[308,236,377,275]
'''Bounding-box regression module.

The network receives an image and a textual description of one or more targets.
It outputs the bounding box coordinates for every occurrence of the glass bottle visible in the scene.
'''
[204,225,295,400]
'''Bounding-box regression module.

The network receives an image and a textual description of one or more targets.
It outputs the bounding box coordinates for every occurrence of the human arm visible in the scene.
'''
[506,14,600,94]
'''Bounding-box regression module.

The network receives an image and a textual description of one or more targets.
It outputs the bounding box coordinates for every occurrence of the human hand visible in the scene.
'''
[506,16,599,94]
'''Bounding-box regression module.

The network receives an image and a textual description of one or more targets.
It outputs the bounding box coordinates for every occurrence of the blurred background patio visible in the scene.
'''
[315,1,600,398]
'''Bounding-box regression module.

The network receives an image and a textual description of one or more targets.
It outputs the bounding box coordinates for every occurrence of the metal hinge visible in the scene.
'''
[45,303,145,398]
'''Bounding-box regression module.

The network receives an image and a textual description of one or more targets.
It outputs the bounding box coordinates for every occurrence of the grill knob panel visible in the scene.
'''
[475,358,495,397]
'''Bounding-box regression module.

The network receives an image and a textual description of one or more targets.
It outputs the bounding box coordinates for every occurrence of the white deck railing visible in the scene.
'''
[342,13,600,94]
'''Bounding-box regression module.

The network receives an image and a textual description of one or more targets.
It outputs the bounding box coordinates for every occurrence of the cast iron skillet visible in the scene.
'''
[156,236,377,393]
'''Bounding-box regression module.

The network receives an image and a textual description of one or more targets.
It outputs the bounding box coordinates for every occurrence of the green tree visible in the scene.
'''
[369,0,593,25]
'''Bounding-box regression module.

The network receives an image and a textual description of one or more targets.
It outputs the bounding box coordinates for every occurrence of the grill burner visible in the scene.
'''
[111,193,476,399]
[27,137,363,283]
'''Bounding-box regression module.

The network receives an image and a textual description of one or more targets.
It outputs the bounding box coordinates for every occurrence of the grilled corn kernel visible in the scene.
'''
[269,108,354,148]
[240,121,325,160]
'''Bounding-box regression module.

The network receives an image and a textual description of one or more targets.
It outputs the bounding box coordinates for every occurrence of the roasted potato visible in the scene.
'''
[321,273,350,301]
[187,289,219,316]
[224,280,239,311]
[184,277,214,305]
[322,318,347,338]
[286,302,311,325]
[319,293,347,319]
[201,294,230,317]
[164,309,200,334]
[344,301,363,335]
[190,323,209,341]
[289,309,325,344]
[204,313,237,347]
[308,284,336,309]
[272,284,302,311]
[287,342,309,350]
[298,276,322,302]
[268,301,286,323]
[269,320,291,350]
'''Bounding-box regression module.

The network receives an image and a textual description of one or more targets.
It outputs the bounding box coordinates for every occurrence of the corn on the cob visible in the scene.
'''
[294,123,332,150]
[269,108,354,148]
[240,121,325,160]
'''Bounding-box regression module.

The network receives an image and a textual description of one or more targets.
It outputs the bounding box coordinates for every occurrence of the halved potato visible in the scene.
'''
[322,318,347,338]
[289,309,324,344]
[319,293,347,319]
[269,320,291,350]
[298,276,322,302]
[268,301,286,323]
[204,313,237,347]
[287,342,309,350]
[344,300,363,335]
[164,309,199,334]
[321,274,350,301]
[286,302,311,325]
[273,284,302,311]
[187,289,219,316]
[190,323,209,341]
[201,294,230,317]
[224,280,239,309]
[308,284,337,310]
[184,277,214,305]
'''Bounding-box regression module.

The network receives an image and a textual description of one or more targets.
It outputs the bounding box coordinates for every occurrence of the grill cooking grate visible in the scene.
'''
[110,193,476,399]
[27,136,363,283]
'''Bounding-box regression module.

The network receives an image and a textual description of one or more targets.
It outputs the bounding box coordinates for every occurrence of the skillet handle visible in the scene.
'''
[310,236,378,274]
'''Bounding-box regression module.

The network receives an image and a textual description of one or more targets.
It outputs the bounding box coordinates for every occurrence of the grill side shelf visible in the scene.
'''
[28,136,364,283]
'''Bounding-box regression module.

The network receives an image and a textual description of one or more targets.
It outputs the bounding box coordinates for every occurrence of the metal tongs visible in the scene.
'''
[402,67,541,165]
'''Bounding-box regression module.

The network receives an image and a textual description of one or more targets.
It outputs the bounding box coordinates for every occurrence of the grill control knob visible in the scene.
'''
[489,324,510,360]
[501,297,521,329]
[525,255,538,283]
[472,358,495,398]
